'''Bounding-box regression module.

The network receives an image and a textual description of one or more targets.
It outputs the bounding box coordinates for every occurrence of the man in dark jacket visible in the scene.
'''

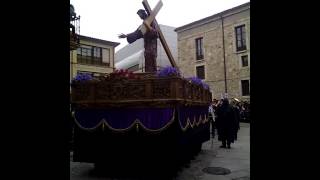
[215,98,239,148]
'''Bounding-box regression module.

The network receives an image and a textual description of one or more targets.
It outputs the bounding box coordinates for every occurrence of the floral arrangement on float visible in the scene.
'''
[71,73,94,84]
[103,69,138,81]
[156,66,210,90]
[186,76,210,90]
[157,66,181,77]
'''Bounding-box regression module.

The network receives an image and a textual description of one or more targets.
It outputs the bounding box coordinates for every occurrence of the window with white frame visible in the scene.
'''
[77,45,105,66]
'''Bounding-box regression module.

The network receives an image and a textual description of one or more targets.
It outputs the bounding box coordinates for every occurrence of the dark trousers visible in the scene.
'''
[222,139,231,147]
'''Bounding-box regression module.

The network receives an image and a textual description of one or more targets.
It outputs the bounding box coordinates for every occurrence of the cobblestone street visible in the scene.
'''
[70,123,250,180]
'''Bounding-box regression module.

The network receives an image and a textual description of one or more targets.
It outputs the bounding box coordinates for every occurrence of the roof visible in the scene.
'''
[175,2,250,33]
[79,35,120,47]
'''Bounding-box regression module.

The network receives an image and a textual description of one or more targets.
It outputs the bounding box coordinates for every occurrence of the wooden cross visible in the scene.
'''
[139,0,163,34]
[141,0,178,69]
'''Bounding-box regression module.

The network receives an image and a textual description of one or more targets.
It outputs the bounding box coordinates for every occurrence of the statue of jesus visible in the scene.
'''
[118,9,159,72]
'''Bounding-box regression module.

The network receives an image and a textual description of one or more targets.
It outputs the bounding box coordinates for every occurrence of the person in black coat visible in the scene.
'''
[230,99,241,141]
[215,98,239,148]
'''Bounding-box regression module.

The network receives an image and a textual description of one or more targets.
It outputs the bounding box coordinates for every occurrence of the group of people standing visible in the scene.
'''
[208,98,241,149]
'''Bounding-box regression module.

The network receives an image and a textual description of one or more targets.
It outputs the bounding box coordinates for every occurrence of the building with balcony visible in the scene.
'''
[70,35,120,81]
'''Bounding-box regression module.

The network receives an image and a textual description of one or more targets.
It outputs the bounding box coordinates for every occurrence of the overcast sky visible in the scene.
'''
[70,0,250,52]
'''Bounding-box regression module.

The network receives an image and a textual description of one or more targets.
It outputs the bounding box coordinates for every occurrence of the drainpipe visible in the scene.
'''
[221,15,227,93]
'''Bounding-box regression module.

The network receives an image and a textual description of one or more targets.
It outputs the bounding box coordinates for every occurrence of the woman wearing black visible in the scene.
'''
[215,98,239,148]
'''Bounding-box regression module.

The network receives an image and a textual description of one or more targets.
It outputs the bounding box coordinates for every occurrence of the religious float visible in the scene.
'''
[70,0,212,175]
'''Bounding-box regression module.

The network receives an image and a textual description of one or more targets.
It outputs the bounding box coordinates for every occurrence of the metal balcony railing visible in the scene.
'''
[70,16,80,35]
[70,16,80,50]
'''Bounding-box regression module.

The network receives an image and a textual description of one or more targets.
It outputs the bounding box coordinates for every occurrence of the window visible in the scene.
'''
[195,37,204,60]
[77,45,105,66]
[241,80,250,96]
[235,25,246,51]
[196,65,205,79]
[93,47,101,58]
[241,55,249,67]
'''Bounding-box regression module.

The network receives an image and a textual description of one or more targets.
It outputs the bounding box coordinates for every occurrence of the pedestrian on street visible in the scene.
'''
[215,98,239,149]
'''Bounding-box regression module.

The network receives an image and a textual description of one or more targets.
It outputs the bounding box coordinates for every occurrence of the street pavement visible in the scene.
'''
[70,123,250,180]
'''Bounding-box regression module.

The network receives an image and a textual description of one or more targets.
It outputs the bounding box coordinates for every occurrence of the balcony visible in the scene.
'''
[77,55,110,67]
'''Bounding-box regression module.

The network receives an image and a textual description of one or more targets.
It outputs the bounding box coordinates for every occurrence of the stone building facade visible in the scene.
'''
[175,2,250,101]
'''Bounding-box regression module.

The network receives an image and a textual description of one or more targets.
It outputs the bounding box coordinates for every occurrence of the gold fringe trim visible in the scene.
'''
[74,109,208,132]
[74,109,176,132]
[137,109,176,132]
[178,113,209,132]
